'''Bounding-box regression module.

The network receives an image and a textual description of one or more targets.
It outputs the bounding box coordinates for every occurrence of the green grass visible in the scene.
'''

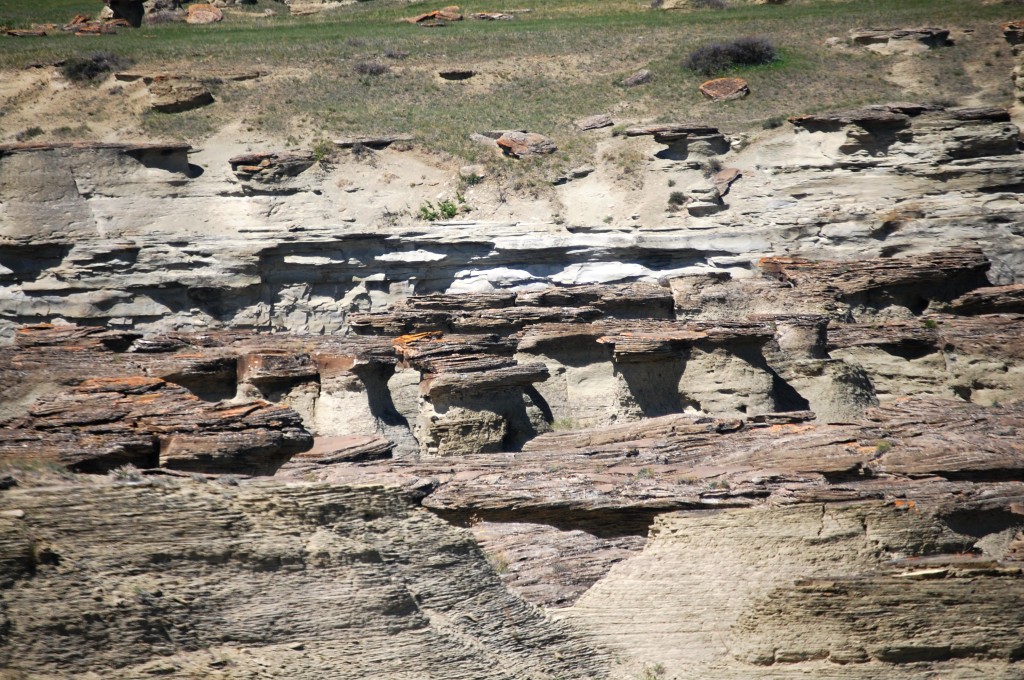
[2,0,1021,169]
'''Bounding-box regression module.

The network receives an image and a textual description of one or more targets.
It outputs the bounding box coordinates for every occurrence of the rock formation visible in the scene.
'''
[3,96,1024,677]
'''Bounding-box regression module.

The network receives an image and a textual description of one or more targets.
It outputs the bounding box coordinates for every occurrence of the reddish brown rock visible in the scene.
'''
[949,284,1024,315]
[699,77,750,101]
[496,131,557,157]
[0,376,311,474]
[405,5,463,23]
[186,3,224,24]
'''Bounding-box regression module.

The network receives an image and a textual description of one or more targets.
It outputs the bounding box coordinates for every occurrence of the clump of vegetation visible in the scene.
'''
[486,550,510,574]
[354,60,389,76]
[762,115,786,129]
[642,662,667,679]
[692,0,728,8]
[312,139,335,163]
[875,440,893,455]
[61,51,133,83]
[685,36,777,76]
[922,318,938,329]
[702,156,723,177]
[419,194,469,221]
[383,48,410,60]
[15,126,43,142]
[668,191,686,207]
[109,464,143,482]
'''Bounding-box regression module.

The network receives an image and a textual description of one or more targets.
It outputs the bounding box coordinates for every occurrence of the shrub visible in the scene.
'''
[684,36,776,76]
[383,48,410,60]
[61,51,133,83]
[692,0,728,8]
[15,126,44,142]
[312,139,335,163]
[668,191,686,206]
[354,60,389,76]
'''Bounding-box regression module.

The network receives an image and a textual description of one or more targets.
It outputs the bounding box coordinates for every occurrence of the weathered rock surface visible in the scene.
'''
[2,103,1024,340]
[0,375,311,474]
[849,27,952,54]
[0,480,609,678]
[149,79,215,113]
[700,76,750,101]
[2,237,1024,678]
[496,131,558,157]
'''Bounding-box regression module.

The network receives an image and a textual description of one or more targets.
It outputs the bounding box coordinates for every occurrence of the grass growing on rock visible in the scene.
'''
[1,0,1021,172]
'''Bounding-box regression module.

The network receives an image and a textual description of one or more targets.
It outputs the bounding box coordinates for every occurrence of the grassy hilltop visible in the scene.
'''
[1,0,1021,170]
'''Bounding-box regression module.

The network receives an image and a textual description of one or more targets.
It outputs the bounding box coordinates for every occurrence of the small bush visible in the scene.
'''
[312,139,335,163]
[762,115,785,129]
[61,51,133,83]
[419,201,440,221]
[692,0,728,8]
[668,191,686,206]
[684,36,776,76]
[15,126,44,142]
[354,60,389,76]
[383,48,410,60]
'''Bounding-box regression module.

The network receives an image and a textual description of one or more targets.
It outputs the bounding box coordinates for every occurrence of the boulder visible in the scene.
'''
[185,3,224,23]
[496,131,557,157]
[699,76,750,101]
[622,68,652,87]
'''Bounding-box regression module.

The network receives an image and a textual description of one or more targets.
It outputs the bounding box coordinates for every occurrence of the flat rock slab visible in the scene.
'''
[439,69,476,80]
[116,70,264,84]
[333,134,413,149]
[849,27,952,53]
[700,77,750,101]
[405,5,463,23]
[575,114,613,131]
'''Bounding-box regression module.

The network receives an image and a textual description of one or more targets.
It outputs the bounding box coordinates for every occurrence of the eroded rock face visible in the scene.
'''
[0,480,609,679]
[2,103,1024,341]
[3,98,1024,679]
[0,375,311,474]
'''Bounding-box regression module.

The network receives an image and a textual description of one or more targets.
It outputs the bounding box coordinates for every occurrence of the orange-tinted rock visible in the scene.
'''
[405,5,463,23]
[1004,20,1024,45]
[186,3,224,24]
[700,77,750,101]
[496,131,557,157]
